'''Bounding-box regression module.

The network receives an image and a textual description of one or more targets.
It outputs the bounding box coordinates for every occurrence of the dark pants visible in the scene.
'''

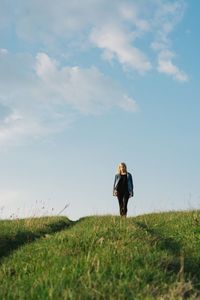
[117,191,129,216]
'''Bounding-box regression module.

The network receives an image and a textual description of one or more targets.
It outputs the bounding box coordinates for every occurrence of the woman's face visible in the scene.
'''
[120,164,126,173]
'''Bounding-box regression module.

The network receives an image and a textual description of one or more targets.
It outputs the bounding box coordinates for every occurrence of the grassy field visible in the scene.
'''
[0,210,200,299]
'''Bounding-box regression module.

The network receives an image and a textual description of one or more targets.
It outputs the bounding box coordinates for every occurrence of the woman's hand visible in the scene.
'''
[113,190,118,196]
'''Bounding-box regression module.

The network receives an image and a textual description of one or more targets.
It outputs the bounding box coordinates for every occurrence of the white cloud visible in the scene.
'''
[0,1,188,149]
[0,48,8,55]
[0,50,73,147]
[1,0,187,80]
[149,0,188,81]
[158,50,188,82]
[0,108,63,148]
[0,52,137,147]
[0,1,189,148]
[35,53,57,80]
[118,95,138,112]
[90,24,151,73]
[14,0,111,44]
[35,53,137,114]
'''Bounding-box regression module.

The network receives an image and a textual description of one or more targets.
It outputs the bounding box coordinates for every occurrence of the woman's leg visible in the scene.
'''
[123,192,129,216]
[117,194,124,216]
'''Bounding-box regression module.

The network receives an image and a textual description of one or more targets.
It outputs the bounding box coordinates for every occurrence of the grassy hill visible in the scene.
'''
[0,211,200,299]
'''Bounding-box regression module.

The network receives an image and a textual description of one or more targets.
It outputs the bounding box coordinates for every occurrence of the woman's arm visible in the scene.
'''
[128,173,134,197]
[113,175,118,196]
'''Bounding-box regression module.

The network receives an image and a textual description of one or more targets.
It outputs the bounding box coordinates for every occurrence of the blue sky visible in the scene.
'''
[0,0,199,220]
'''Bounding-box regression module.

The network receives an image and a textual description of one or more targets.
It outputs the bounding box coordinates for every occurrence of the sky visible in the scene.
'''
[0,0,200,221]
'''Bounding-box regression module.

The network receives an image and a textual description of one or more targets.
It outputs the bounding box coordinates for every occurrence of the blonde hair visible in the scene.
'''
[117,162,127,174]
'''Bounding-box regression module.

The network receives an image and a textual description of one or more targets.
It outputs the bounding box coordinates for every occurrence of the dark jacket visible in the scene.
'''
[113,172,134,197]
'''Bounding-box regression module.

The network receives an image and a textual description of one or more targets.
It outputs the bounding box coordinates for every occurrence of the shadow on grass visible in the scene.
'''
[136,221,200,296]
[136,221,182,255]
[0,218,78,261]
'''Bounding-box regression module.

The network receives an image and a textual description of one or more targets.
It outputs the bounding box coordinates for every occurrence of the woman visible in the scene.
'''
[113,162,134,217]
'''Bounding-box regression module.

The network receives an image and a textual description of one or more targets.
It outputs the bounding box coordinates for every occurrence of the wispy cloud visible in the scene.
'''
[2,0,187,79]
[35,52,137,114]
[0,0,188,147]
[150,0,188,81]
[90,24,151,73]
[157,50,188,82]
[36,53,138,114]
[0,51,137,147]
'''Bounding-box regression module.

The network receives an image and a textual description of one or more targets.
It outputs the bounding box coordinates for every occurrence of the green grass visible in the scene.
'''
[0,211,200,299]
